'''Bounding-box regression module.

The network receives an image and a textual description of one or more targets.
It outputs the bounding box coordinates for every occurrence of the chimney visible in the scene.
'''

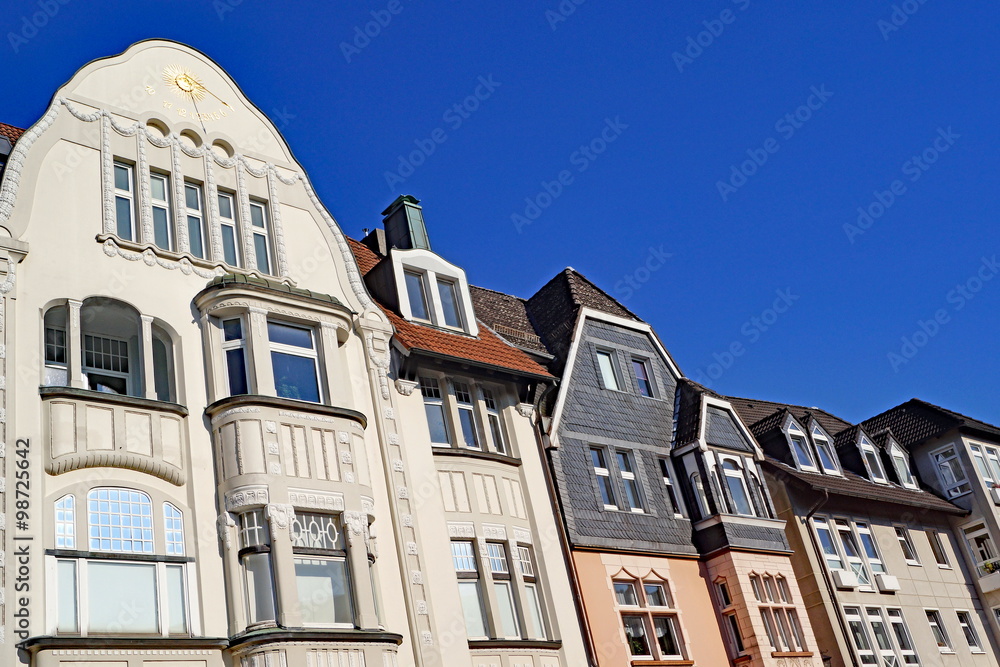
[381,195,431,251]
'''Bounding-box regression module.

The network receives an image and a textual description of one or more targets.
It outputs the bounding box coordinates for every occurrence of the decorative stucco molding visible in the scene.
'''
[225,486,269,511]
[394,378,418,396]
[265,502,295,534]
[516,403,535,418]
[217,512,236,550]
[287,489,344,512]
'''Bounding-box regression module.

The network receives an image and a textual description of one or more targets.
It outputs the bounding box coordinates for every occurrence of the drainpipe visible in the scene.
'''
[804,488,859,667]
[532,416,600,667]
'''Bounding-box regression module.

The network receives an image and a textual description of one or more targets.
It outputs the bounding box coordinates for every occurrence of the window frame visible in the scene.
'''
[452,540,488,639]
[811,424,841,475]
[239,509,276,626]
[925,608,953,652]
[452,381,482,450]
[720,457,754,517]
[894,526,920,565]
[956,610,983,652]
[481,387,509,455]
[404,269,431,322]
[595,348,622,391]
[616,577,686,661]
[184,182,207,260]
[787,423,817,472]
[290,512,353,628]
[889,443,918,489]
[859,435,888,484]
[249,199,274,275]
[631,357,654,397]
[113,161,137,241]
[658,457,683,517]
[435,276,464,329]
[267,319,323,404]
[419,376,451,445]
[591,447,619,510]
[926,530,951,567]
[616,450,645,513]
[962,522,998,576]
[149,171,174,251]
[82,332,132,396]
[930,445,970,498]
[217,190,242,267]
[221,316,250,396]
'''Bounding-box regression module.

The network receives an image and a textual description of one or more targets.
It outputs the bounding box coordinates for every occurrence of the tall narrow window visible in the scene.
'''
[658,458,682,517]
[836,519,872,587]
[632,358,654,397]
[591,447,618,509]
[239,509,275,624]
[690,472,709,519]
[249,201,273,274]
[44,307,68,386]
[984,446,1000,484]
[268,321,321,403]
[956,611,983,652]
[519,546,547,640]
[218,192,241,266]
[789,426,815,470]
[865,607,898,666]
[55,495,76,549]
[925,609,951,651]
[114,162,136,241]
[891,446,917,489]
[812,424,840,473]
[437,278,462,328]
[404,271,430,321]
[222,318,249,395]
[845,607,878,665]
[932,447,970,498]
[971,445,993,484]
[623,615,652,658]
[894,527,919,564]
[163,503,185,556]
[291,513,353,626]
[487,543,519,638]
[887,609,919,665]
[150,172,173,250]
[856,522,886,575]
[453,381,480,449]
[419,376,451,444]
[926,530,950,566]
[185,183,206,259]
[595,349,620,390]
[452,541,487,638]
[860,436,888,483]
[722,459,753,516]
[617,451,644,512]
[963,523,998,576]
[814,517,844,571]
[482,388,508,455]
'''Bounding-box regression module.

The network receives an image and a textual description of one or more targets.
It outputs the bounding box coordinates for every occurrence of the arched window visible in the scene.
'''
[88,487,153,553]
[80,298,142,396]
[722,460,753,516]
[55,494,75,549]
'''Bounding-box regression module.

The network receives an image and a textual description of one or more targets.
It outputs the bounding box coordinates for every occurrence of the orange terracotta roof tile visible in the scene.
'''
[0,122,24,144]
[347,237,381,275]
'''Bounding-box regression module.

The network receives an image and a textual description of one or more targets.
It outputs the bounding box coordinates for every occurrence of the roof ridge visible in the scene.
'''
[726,394,851,425]
[563,267,643,321]
[469,284,527,302]
[907,397,997,428]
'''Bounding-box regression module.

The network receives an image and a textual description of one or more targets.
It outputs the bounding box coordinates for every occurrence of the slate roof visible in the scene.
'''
[765,458,965,515]
[727,395,851,437]
[469,285,550,355]
[0,122,24,145]
[705,405,755,452]
[346,237,552,379]
[674,378,723,447]
[862,398,1000,449]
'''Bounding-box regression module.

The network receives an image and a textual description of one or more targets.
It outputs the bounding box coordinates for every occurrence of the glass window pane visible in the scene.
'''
[150,175,166,201]
[817,441,838,470]
[221,225,238,265]
[654,616,681,657]
[437,280,462,327]
[226,349,249,395]
[57,560,78,633]
[458,581,487,638]
[425,403,450,444]
[218,194,233,218]
[596,351,619,390]
[271,352,320,402]
[614,582,638,606]
[632,359,653,396]
[725,474,753,515]
[166,565,187,634]
[791,437,814,467]
[405,272,429,320]
[153,207,170,248]
[268,321,313,348]
[295,557,353,625]
[623,615,651,656]
[250,203,265,228]
[115,197,133,240]
[254,233,271,274]
[624,478,643,510]
[525,584,546,639]
[458,408,479,449]
[488,414,507,454]
[88,561,158,633]
[185,185,200,210]
[244,552,276,623]
[645,584,668,607]
[188,217,204,258]
[494,581,520,638]
[114,164,131,191]
[223,319,243,341]
[598,476,616,507]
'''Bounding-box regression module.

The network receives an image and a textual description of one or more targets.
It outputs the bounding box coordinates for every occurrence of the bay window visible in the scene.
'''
[184,182,206,259]
[420,376,450,444]
[482,388,508,455]
[222,317,249,395]
[113,161,136,241]
[291,512,353,626]
[487,543,520,638]
[788,423,816,471]
[268,320,321,403]
[517,546,547,639]
[239,509,276,624]
[721,458,753,516]
[453,381,481,449]
[452,540,487,639]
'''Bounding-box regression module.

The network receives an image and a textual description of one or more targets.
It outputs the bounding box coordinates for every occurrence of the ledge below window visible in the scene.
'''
[468,639,562,651]
[230,628,403,651]
[205,394,367,429]
[630,661,694,666]
[772,651,814,658]
[432,446,522,467]
[40,385,188,416]
[19,635,229,653]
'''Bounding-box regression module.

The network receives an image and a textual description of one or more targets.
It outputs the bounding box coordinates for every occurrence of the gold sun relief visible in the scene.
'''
[163,65,206,102]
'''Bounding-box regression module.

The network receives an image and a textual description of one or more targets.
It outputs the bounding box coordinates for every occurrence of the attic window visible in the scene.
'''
[789,432,816,471]
[405,271,430,321]
[811,424,840,475]
[890,443,918,489]
[859,436,888,484]
[398,262,473,333]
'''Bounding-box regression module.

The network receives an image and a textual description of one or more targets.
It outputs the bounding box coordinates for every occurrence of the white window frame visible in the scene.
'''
[55,494,76,549]
[150,171,173,251]
[894,526,920,565]
[864,607,900,666]
[720,457,754,517]
[930,445,971,498]
[404,269,431,322]
[452,540,488,639]
[925,608,953,652]
[890,443,918,489]
[983,444,1000,485]
[267,320,323,404]
[856,522,887,576]
[595,348,621,391]
[617,450,645,513]
[217,191,242,267]
[453,381,481,450]
[658,458,683,517]
[435,276,464,329]
[962,522,999,577]
[859,435,888,484]
[184,182,207,260]
[482,388,509,455]
[886,608,919,665]
[592,447,618,510]
[926,530,951,568]
[631,356,654,397]
[220,317,250,396]
[419,376,451,445]
[113,161,136,242]
[811,423,841,475]
[844,606,877,664]
[834,518,873,588]
[249,200,273,275]
[956,610,983,652]
[787,423,817,471]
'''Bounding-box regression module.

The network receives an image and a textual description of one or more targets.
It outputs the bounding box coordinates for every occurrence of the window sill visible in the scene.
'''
[629,660,693,666]
[205,394,367,429]
[229,628,404,650]
[431,446,521,467]
[39,385,188,417]
[772,652,813,658]
[18,635,229,653]
[46,549,193,563]
[468,639,562,651]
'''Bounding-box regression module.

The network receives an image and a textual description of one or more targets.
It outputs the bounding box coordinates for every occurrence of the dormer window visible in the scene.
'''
[437,278,463,328]
[859,436,888,483]
[788,425,816,471]
[405,270,430,321]
[721,459,754,516]
[811,424,840,475]
[890,443,918,489]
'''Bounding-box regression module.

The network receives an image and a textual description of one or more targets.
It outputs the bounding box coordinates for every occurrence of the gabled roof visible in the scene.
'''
[765,457,965,515]
[727,395,852,438]
[346,236,553,379]
[862,398,1000,449]
[0,122,24,145]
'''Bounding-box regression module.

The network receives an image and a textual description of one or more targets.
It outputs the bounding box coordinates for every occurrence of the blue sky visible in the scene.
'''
[4,1,999,425]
